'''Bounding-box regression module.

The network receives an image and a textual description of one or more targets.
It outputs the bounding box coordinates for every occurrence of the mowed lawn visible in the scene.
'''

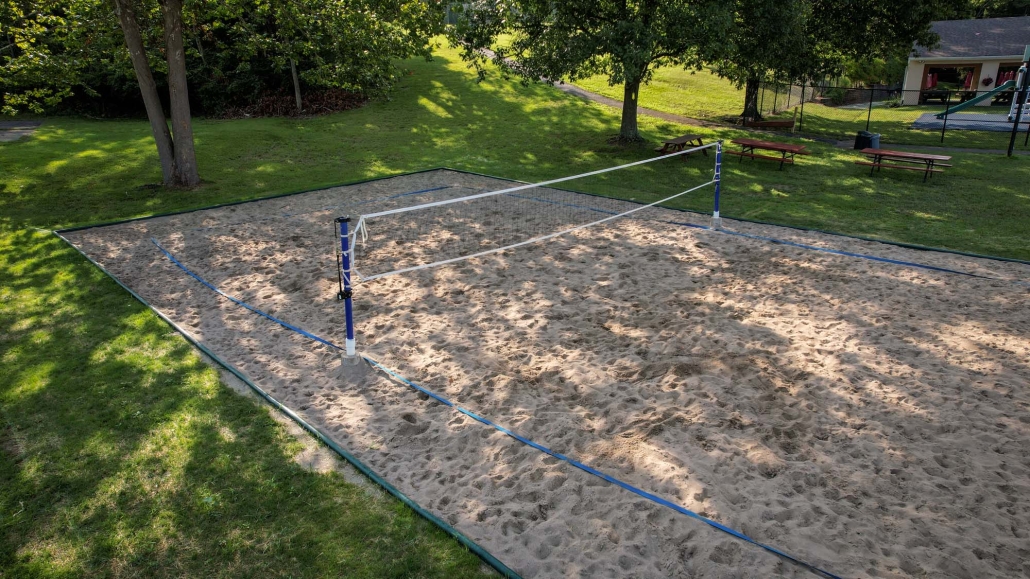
[575,66,1030,150]
[2,42,1029,577]
[575,66,746,119]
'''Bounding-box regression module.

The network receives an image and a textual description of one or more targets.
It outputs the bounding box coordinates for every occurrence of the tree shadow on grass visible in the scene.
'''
[0,229,496,578]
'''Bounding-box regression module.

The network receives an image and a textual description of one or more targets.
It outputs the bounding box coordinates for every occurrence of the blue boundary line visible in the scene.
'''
[150,239,844,579]
[496,191,1028,287]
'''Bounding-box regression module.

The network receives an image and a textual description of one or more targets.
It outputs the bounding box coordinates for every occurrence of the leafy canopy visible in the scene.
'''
[1,0,444,116]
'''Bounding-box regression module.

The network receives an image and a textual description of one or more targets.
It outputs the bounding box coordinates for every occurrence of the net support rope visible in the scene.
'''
[354,180,716,282]
[148,237,843,579]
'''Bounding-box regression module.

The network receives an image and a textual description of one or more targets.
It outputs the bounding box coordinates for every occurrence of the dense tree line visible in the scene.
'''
[2,0,1022,184]
[1,0,444,118]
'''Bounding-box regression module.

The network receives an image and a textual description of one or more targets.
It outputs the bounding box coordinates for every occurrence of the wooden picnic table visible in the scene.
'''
[856,148,952,182]
[727,138,809,170]
[655,134,707,157]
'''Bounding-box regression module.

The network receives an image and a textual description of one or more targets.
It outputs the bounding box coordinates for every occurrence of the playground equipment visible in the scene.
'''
[1006,59,1028,123]
[1007,46,1030,157]
[934,80,1015,119]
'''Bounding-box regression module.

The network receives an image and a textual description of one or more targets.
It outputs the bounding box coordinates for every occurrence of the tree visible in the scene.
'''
[714,0,961,120]
[449,0,733,142]
[111,0,199,187]
[965,0,1030,17]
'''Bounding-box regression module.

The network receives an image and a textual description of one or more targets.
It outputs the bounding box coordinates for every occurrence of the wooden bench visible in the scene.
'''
[743,108,797,131]
[725,150,795,164]
[729,138,809,170]
[856,148,952,182]
[655,134,707,157]
[855,161,943,173]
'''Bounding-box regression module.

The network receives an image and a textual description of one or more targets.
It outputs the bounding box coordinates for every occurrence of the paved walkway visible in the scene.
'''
[0,120,41,142]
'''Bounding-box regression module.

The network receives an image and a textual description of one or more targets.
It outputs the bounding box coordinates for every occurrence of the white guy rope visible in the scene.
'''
[357,179,716,282]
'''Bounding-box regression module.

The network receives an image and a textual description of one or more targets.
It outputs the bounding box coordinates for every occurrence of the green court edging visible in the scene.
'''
[48,165,1028,579]
[54,167,455,233]
[52,229,522,579]
[54,165,1030,267]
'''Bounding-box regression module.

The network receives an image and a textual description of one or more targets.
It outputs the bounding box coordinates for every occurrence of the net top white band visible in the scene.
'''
[358,141,719,221]
[356,178,717,282]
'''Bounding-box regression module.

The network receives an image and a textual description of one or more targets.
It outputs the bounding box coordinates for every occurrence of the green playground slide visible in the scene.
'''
[934,80,1016,118]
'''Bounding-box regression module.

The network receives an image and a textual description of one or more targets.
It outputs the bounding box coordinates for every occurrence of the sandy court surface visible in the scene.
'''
[64,169,1030,579]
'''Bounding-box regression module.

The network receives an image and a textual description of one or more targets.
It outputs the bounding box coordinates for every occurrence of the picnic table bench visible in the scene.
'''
[655,134,707,157]
[855,148,952,182]
[743,108,798,131]
[727,138,810,170]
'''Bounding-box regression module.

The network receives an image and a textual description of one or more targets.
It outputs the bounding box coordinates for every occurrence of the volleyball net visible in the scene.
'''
[345,141,723,283]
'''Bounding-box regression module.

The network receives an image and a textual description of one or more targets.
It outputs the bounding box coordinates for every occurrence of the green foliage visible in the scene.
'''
[965,0,1030,17]
[844,54,908,87]
[448,0,734,138]
[450,0,731,85]
[1,0,445,116]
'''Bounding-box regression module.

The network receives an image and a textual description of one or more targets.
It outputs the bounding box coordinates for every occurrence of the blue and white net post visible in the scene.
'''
[712,140,723,230]
[335,216,357,359]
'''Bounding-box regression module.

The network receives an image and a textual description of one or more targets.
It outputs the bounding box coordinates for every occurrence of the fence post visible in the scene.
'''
[866,87,874,131]
[941,92,951,143]
[1009,79,1028,156]
[799,84,806,132]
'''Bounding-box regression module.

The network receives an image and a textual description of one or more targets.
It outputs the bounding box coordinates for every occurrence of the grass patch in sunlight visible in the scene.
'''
[575,67,745,119]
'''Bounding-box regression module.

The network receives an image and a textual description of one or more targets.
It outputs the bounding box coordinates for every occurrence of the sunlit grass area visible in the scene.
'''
[573,66,1027,150]
[1,41,1029,577]
[575,67,745,119]
[778,102,1028,149]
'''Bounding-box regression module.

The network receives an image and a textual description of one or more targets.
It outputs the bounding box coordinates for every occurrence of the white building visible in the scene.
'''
[902,16,1030,106]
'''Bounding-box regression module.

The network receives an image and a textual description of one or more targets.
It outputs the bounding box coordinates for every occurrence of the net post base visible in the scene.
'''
[336,355,369,383]
[711,213,722,230]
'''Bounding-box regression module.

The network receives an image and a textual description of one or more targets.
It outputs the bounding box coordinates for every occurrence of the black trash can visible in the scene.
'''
[854,131,881,150]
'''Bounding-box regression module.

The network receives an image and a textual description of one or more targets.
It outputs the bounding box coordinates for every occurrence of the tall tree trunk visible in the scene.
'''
[157,0,197,187]
[619,78,643,142]
[290,58,303,113]
[160,0,200,188]
[742,76,762,122]
[112,0,176,185]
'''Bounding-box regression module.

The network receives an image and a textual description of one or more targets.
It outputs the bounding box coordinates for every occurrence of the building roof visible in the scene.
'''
[913,16,1030,59]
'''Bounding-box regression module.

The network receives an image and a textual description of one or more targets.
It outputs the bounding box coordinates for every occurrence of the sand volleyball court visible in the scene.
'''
[63,169,1030,578]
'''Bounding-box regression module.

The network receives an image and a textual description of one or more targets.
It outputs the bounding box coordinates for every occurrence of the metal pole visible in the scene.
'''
[712,141,722,230]
[1009,82,1028,156]
[941,92,951,143]
[866,87,874,131]
[336,216,356,359]
[799,83,806,132]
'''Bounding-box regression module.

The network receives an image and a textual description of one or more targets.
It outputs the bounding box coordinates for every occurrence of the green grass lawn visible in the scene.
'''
[574,67,1029,151]
[779,102,1030,149]
[575,67,746,119]
[2,41,1029,577]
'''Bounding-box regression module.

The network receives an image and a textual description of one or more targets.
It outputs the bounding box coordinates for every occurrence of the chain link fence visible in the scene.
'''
[756,81,1030,150]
